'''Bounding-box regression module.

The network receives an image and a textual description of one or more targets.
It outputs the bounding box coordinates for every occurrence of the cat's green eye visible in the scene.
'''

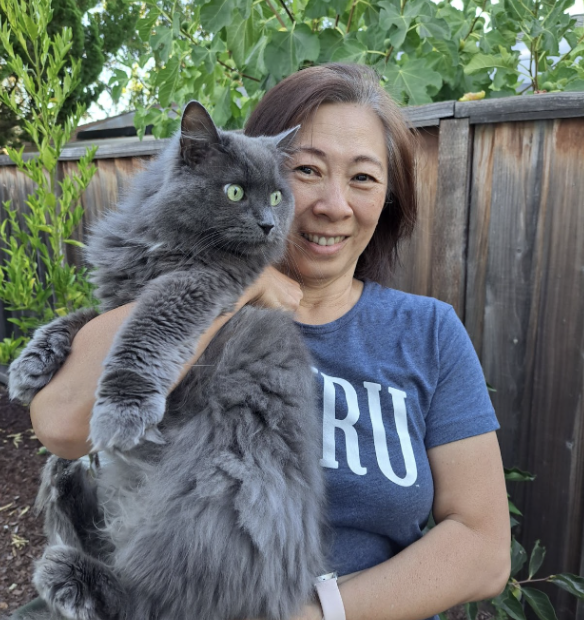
[225,184,245,202]
[270,190,282,207]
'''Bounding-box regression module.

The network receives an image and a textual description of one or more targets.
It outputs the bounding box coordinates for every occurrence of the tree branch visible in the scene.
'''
[277,0,295,23]
[346,0,358,32]
[264,0,287,29]
[217,59,261,82]
[461,0,488,45]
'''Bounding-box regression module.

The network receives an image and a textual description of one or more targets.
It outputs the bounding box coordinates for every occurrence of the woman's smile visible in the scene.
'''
[284,102,389,288]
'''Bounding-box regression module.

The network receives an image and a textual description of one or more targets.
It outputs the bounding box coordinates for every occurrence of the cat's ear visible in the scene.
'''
[272,125,300,152]
[180,101,221,162]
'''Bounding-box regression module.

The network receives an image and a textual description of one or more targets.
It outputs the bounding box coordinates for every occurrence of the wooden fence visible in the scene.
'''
[1,92,583,618]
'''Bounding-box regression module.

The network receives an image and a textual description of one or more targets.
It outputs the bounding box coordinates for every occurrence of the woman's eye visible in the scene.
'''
[270,190,282,207]
[224,184,245,202]
[295,165,315,175]
[354,173,373,182]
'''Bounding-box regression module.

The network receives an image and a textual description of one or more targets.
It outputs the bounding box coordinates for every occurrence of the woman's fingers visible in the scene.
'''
[245,266,303,312]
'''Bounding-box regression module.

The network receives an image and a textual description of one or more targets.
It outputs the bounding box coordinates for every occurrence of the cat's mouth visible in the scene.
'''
[300,233,347,246]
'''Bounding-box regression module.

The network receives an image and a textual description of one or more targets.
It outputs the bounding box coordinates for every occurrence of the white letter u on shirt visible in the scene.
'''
[364,382,418,487]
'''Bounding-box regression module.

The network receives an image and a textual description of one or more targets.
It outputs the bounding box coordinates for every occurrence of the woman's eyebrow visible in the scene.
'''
[295,147,385,171]
[353,155,385,171]
[295,146,327,158]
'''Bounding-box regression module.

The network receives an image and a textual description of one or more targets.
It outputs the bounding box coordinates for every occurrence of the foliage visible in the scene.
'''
[107,0,584,136]
[0,0,140,148]
[439,467,584,620]
[0,0,97,364]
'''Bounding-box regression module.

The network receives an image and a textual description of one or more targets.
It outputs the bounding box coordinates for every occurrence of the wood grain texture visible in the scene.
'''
[389,127,439,297]
[455,92,584,124]
[430,118,472,317]
[402,101,455,127]
[466,119,584,619]
[61,157,151,267]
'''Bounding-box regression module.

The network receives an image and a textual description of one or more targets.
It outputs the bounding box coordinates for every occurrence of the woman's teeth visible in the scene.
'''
[302,233,345,246]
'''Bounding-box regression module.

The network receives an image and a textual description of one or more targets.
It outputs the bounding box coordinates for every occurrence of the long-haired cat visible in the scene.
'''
[7,101,325,620]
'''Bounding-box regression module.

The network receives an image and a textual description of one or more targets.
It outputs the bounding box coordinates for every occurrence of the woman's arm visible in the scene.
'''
[30,267,303,459]
[295,431,511,620]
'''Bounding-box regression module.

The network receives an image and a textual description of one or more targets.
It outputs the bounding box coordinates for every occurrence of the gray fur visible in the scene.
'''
[9,101,325,620]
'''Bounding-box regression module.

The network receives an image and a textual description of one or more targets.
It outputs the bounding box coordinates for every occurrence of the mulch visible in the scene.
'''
[0,384,491,620]
[0,387,46,616]
[0,386,47,616]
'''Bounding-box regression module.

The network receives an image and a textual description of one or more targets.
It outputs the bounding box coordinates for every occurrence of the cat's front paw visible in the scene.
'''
[89,374,166,452]
[9,309,97,404]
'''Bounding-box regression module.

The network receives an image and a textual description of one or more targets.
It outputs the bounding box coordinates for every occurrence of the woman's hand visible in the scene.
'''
[244,266,303,314]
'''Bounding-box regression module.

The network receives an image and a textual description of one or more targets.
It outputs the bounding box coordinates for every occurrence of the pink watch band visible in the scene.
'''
[314,572,346,620]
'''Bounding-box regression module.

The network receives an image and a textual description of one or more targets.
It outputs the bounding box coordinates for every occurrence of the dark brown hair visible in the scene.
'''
[245,63,417,285]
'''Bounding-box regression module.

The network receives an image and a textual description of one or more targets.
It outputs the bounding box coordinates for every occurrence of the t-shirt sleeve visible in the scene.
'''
[424,306,499,449]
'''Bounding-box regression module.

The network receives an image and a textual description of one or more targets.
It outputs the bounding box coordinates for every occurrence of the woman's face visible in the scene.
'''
[283,102,388,287]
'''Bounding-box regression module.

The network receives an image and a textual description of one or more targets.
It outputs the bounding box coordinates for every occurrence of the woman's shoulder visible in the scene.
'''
[362,280,456,323]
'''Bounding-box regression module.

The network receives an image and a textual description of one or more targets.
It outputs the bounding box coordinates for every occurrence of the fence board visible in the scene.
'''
[389,127,439,296]
[514,118,584,618]
[430,118,472,317]
[465,119,584,618]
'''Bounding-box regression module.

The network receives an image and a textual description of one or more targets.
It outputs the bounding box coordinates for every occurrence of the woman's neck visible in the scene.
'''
[295,275,364,325]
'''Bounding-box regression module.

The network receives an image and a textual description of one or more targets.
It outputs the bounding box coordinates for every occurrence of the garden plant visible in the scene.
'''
[104,0,584,135]
[0,0,97,364]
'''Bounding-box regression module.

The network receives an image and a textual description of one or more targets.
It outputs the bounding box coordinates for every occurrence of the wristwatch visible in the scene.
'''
[314,572,346,620]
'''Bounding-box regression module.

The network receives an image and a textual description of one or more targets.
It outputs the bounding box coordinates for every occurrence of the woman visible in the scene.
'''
[29,64,510,620]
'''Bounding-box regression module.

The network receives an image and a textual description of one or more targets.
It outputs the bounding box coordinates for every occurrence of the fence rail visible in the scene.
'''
[1,92,584,618]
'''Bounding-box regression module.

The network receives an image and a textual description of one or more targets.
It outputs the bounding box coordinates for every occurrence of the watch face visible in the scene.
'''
[316,572,338,582]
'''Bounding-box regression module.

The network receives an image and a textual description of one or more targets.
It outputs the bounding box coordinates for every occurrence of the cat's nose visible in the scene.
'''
[258,223,274,236]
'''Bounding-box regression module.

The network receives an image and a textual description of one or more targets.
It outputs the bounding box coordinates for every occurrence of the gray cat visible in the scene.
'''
[8,101,325,620]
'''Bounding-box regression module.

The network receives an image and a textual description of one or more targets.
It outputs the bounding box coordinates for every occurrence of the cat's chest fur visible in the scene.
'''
[89,230,260,312]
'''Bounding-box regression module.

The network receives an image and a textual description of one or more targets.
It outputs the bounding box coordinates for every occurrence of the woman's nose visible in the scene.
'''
[312,178,352,220]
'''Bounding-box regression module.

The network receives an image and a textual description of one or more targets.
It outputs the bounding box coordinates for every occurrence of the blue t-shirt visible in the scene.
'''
[297,281,498,615]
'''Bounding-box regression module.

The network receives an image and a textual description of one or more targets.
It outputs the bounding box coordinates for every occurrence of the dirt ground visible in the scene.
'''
[0,385,489,620]
[0,386,46,616]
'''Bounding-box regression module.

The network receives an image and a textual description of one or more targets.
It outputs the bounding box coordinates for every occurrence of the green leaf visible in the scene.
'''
[150,26,174,63]
[156,55,180,108]
[317,28,344,63]
[264,25,320,81]
[137,9,159,41]
[549,573,584,599]
[511,537,528,577]
[528,540,546,579]
[417,16,450,40]
[200,0,236,33]
[383,58,442,105]
[378,2,411,48]
[305,0,349,19]
[330,35,368,64]
[464,52,517,75]
[508,497,523,516]
[493,589,527,620]
[465,601,479,620]
[212,84,233,127]
[505,467,536,483]
[226,7,259,66]
[522,588,558,620]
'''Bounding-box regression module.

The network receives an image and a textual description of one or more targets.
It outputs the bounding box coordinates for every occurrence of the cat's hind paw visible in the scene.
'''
[34,545,123,620]
[89,386,166,453]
